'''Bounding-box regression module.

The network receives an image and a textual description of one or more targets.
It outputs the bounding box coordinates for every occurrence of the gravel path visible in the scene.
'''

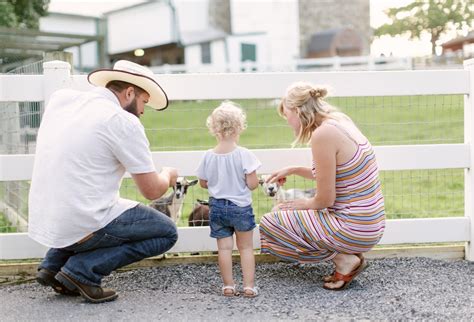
[1,257,473,321]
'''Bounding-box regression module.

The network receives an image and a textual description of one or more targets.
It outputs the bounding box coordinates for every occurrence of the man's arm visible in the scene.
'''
[132,167,178,200]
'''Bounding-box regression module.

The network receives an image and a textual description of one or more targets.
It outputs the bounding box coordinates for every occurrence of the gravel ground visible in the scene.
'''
[0,257,473,321]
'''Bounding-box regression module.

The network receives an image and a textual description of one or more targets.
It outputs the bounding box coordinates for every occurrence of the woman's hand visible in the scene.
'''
[266,167,294,184]
[277,198,313,211]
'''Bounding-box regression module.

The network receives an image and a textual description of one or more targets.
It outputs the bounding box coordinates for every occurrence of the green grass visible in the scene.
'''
[0,212,17,233]
[123,94,465,226]
[0,95,466,230]
[140,95,464,151]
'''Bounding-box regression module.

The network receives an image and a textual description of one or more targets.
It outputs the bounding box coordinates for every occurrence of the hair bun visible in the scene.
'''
[310,87,327,99]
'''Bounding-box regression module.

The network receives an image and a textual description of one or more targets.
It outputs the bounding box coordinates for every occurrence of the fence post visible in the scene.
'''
[42,60,72,106]
[333,56,341,70]
[464,58,474,261]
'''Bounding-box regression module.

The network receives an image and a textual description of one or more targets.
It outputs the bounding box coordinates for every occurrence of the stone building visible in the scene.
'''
[209,0,370,59]
[298,0,370,57]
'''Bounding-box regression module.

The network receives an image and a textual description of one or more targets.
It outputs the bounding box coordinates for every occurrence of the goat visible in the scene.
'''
[259,174,316,207]
[188,199,210,226]
[149,177,198,223]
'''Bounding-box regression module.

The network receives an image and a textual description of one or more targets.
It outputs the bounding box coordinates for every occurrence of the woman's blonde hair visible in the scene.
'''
[206,101,247,138]
[278,81,346,146]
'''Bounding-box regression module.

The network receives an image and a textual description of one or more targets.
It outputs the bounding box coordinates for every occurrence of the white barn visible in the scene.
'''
[39,12,103,71]
[39,0,368,72]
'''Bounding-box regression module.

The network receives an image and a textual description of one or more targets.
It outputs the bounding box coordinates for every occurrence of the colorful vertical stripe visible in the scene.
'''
[260,142,385,263]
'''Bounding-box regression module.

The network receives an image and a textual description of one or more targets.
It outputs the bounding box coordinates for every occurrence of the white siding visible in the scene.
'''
[184,45,201,67]
[39,14,99,69]
[185,40,227,71]
[79,42,99,68]
[39,14,97,36]
[211,40,227,67]
[107,2,174,54]
[227,34,268,71]
[175,0,209,33]
[230,0,299,65]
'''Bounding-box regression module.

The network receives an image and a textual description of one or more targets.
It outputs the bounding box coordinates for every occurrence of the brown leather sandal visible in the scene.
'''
[322,253,364,283]
[323,255,368,291]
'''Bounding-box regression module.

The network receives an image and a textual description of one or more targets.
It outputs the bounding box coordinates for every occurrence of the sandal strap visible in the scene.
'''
[333,271,356,282]
[332,258,367,282]
[243,286,258,295]
[222,284,236,291]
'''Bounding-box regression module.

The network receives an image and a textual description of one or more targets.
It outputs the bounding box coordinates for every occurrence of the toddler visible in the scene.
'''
[197,101,261,297]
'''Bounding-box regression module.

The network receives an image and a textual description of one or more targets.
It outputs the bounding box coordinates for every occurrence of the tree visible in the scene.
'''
[374,0,474,55]
[0,0,50,29]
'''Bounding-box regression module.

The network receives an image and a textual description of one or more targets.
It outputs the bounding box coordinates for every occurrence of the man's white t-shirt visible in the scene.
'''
[196,146,261,207]
[28,87,156,248]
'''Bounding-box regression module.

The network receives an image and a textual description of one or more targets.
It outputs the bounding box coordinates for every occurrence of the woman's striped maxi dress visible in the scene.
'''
[259,133,385,263]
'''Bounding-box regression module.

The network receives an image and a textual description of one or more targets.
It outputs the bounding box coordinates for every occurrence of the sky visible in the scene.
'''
[47,0,465,57]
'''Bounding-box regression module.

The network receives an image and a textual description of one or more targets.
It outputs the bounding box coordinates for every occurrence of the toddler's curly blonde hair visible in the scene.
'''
[206,101,247,138]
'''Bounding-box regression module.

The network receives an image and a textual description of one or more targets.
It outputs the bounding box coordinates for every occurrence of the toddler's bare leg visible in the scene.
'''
[235,230,255,291]
[217,236,234,293]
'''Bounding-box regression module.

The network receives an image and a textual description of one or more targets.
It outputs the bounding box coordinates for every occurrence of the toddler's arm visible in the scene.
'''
[245,171,259,190]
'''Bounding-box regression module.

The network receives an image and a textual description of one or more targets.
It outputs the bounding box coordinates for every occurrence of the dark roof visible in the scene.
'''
[308,28,342,53]
[441,31,474,48]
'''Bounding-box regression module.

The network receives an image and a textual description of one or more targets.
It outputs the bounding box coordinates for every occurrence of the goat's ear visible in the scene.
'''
[189,179,198,186]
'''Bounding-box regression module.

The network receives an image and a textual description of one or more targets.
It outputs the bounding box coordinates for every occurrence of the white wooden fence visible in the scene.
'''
[150,55,413,74]
[0,60,473,261]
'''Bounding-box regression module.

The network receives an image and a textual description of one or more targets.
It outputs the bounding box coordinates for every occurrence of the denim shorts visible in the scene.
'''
[209,197,256,239]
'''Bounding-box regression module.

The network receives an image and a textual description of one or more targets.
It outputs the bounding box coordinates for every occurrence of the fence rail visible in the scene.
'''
[0,60,473,260]
[149,55,414,74]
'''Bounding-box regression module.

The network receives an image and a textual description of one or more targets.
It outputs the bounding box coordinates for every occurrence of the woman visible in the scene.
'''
[259,82,385,291]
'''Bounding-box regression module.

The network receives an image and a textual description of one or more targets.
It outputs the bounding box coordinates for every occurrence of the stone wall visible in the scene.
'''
[298,0,370,57]
[208,0,231,33]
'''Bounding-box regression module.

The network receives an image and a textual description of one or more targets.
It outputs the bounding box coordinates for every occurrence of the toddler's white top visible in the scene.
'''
[196,146,261,207]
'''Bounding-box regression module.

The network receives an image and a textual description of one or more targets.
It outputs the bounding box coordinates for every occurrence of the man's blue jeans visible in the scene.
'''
[38,204,178,286]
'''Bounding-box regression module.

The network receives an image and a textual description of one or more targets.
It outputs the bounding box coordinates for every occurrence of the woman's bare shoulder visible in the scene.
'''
[311,122,340,143]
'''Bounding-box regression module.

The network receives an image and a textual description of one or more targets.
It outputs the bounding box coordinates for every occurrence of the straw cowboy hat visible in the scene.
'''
[88,60,168,111]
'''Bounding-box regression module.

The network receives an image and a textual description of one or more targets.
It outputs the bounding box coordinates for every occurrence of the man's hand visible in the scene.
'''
[161,167,178,187]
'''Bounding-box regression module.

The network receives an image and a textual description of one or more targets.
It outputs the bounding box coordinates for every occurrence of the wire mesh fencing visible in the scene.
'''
[0,70,466,231]
[0,60,44,232]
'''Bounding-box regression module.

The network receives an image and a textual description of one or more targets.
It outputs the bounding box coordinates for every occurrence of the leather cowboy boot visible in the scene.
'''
[55,271,118,303]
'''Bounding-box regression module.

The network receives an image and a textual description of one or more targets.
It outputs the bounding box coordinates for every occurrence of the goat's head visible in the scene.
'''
[259,174,281,197]
[174,177,198,199]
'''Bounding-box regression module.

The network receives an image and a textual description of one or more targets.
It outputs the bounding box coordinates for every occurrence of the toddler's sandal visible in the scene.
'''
[243,286,258,298]
[222,285,240,297]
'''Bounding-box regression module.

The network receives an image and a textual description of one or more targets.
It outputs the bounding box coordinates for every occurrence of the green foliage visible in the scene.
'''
[0,213,17,233]
[0,2,18,27]
[0,0,50,29]
[374,0,474,54]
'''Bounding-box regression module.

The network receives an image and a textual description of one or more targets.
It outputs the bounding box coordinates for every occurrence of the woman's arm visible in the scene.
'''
[266,166,314,183]
[278,126,337,210]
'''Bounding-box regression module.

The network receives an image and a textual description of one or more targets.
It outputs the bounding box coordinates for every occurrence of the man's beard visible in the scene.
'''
[124,98,139,118]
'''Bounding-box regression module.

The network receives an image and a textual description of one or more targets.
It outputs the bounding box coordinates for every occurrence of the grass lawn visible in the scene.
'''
[0,95,465,229]
[0,212,17,233]
[123,94,465,226]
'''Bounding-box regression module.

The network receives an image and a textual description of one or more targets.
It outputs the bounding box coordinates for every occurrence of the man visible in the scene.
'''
[28,60,179,303]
